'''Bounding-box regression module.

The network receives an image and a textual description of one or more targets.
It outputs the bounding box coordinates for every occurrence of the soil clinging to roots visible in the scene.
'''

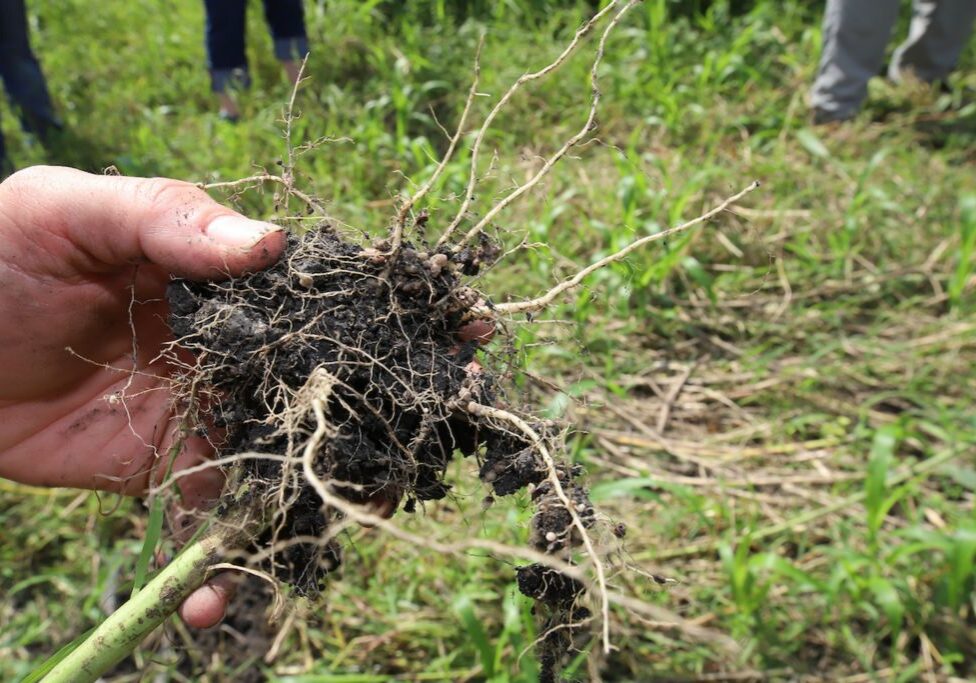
[167,223,604,677]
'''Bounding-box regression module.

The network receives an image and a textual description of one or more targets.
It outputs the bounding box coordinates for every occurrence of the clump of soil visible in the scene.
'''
[167,223,607,679]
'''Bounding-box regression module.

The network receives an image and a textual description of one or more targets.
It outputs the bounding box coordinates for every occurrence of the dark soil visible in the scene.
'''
[179,575,278,683]
[167,224,607,680]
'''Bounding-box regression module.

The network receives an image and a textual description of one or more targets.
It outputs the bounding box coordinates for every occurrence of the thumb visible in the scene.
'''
[0,166,285,280]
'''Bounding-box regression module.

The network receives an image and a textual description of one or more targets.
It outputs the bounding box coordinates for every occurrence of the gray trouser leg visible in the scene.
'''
[810,0,900,120]
[889,0,976,83]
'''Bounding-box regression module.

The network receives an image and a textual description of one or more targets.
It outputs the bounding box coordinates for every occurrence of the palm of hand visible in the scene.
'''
[0,167,282,511]
[0,253,220,506]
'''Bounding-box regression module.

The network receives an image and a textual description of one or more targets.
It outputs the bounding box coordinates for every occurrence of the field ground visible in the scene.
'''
[1,0,975,681]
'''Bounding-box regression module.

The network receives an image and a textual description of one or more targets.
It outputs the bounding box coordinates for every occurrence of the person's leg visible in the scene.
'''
[0,0,61,138]
[0,127,12,178]
[890,0,976,84]
[203,0,248,118]
[262,0,309,85]
[810,0,901,122]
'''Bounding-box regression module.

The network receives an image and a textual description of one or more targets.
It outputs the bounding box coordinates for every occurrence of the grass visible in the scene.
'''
[2,0,975,680]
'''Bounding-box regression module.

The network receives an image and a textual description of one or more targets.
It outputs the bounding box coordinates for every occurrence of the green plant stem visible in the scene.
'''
[42,505,261,683]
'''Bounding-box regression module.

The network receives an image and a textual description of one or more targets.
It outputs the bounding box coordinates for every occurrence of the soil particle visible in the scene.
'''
[479,429,548,496]
[530,480,596,553]
[516,564,584,608]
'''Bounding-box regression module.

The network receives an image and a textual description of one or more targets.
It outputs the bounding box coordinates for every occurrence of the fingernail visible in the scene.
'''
[206,215,280,249]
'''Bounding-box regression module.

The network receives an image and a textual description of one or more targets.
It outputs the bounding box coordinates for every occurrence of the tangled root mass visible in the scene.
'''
[168,225,604,677]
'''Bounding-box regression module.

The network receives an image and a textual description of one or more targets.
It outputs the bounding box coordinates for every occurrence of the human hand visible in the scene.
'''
[0,166,285,628]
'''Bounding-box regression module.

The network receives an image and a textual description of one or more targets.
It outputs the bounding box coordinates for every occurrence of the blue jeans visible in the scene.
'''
[0,0,61,165]
[203,0,309,93]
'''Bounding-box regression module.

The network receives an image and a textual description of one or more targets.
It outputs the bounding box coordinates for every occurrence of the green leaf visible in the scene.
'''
[944,466,976,491]
[131,495,165,597]
[542,392,570,419]
[272,676,390,683]
[681,255,716,304]
[132,440,183,596]
[20,626,96,683]
[453,595,494,678]
[866,576,904,636]
[949,194,976,308]
[865,425,899,539]
[752,553,826,593]
[796,128,831,160]
[589,477,668,502]
[942,525,976,610]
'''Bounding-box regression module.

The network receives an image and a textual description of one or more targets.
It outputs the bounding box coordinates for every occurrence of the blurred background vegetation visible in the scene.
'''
[1,0,974,681]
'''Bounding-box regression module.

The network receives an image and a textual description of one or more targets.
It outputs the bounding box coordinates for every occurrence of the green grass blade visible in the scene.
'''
[19,626,96,683]
[131,440,182,597]
[453,595,495,678]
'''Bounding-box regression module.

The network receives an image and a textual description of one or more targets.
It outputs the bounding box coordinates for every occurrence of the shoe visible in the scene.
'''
[216,90,241,123]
